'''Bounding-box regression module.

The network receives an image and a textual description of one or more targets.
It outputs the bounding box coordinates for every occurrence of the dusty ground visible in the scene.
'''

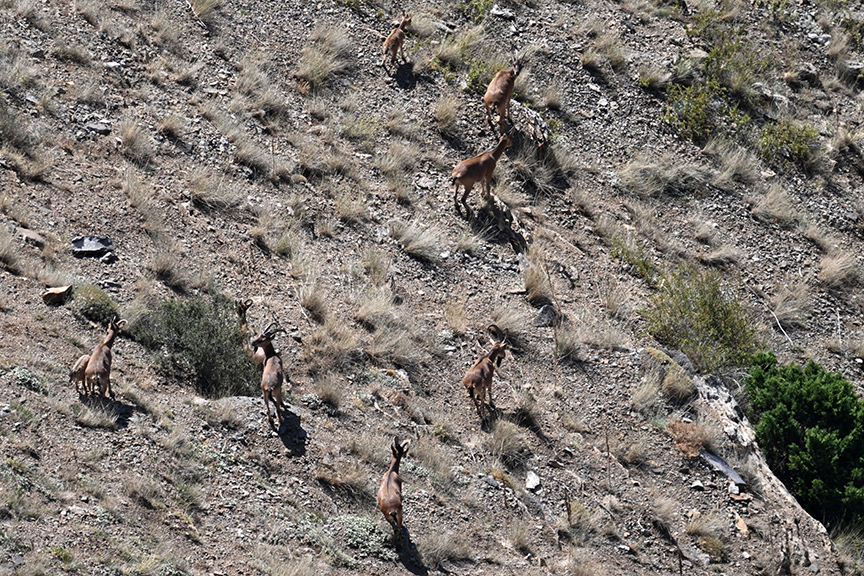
[2,0,864,573]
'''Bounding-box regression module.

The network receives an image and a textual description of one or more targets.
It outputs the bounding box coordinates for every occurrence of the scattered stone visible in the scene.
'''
[533,304,561,328]
[17,227,45,248]
[525,471,541,491]
[85,122,111,135]
[100,252,118,264]
[483,475,500,488]
[42,285,73,305]
[490,4,515,19]
[71,235,115,256]
[690,480,704,491]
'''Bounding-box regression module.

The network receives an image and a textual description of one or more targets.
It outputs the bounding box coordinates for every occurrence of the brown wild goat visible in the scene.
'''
[73,317,126,398]
[378,436,410,544]
[483,60,522,131]
[236,298,265,365]
[251,322,288,428]
[463,325,508,420]
[451,134,512,218]
[382,14,411,72]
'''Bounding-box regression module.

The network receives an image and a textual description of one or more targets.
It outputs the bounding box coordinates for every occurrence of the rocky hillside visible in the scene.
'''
[2,0,864,573]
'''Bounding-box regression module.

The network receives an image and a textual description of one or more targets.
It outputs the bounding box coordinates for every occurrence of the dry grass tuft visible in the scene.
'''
[772,280,811,329]
[388,220,442,263]
[750,185,798,227]
[119,121,154,164]
[313,372,344,410]
[819,252,859,289]
[416,531,472,569]
[300,281,329,324]
[489,419,532,468]
[73,402,118,429]
[188,168,243,210]
[294,26,353,91]
[618,153,710,196]
[434,95,460,137]
[304,317,361,375]
[315,461,371,501]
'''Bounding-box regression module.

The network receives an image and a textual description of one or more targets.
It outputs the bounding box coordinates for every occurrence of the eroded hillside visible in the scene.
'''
[2,0,864,574]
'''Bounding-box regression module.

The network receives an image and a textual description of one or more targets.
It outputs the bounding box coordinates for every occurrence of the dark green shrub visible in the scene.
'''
[639,265,761,372]
[757,119,820,170]
[746,353,864,525]
[71,285,120,325]
[129,294,258,397]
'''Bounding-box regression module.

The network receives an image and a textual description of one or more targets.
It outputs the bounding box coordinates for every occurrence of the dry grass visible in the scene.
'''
[434,94,460,137]
[315,461,372,501]
[819,252,859,289]
[685,510,725,538]
[73,402,118,429]
[299,281,329,324]
[490,306,527,350]
[119,121,154,164]
[188,168,243,210]
[376,141,418,177]
[488,419,532,468]
[699,245,741,267]
[772,280,811,329]
[704,139,759,187]
[362,246,390,286]
[147,250,196,293]
[304,316,361,375]
[599,275,629,318]
[156,114,184,139]
[384,107,422,141]
[294,26,353,91]
[388,219,442,263]
[313,372,344,410]
[750,184,798,227]
[637,63,671,91]
[335,191,367,223]
[416,531,472,568]
[618,153,710,196]
[0,225,23,275]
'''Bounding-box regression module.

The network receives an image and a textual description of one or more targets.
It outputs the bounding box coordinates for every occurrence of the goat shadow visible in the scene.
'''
[78,393,134,429]
[275,406,307,457]
[395,526,428,576]
[390,61,416,90]
[480,406,552,445]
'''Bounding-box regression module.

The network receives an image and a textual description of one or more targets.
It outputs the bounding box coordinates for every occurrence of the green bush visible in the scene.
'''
[71,285,120,325]
[459,0,492,23]
[639,265,761,372]
[746,353,864,525]
[757,119,820,170]
[129,294,258,398]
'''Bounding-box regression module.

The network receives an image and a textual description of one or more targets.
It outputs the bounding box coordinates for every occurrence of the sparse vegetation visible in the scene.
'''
[640,265,762,372]
[388,219,442,263]
[129,294,259,397]
[71,285,121,325]
[294,26,353,91]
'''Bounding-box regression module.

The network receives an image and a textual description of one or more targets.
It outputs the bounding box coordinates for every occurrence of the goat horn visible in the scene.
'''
[488,323,506,342]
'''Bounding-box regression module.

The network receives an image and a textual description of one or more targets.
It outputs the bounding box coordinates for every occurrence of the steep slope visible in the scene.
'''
[2,0,864,574]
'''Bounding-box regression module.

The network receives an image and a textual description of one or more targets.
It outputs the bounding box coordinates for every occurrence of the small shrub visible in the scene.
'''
[71,285,120,325]
[119,122,153,164]
[818,252,859,289]
[128,294,259,397]
[639,265,761,372]
[746,352,864,526]
[459,0,492,23]
[416,531,472,568]
[72,402,118,429]
[758,119,820,170]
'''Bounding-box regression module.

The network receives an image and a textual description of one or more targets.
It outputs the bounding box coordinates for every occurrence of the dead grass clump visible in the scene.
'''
[489,419,532,468]
[188,168,243,210]
[73,402,118,429]
[667,419,720,457]
[490,306,527,350]
[434,95,460,137]
[704,139,759,187]
[416,531,472,569]
[147,250,195,293]
[383,107,421,141]
[388,219,442,263]
[685,510,725,538]
[156,114,184,139]
[315,461,372,501]
[367,324,430,371]
[618,153,710,196]
[124,475,163,508]
[818,252,859,289]
[119,122,154,164]
[750,185,798,227]
[362,246,390,286]
[52,41,91,64]
[0,225,23,274]
[637,63,671,91]
[376,141,418,177]
[203,399,244,429]
[599,275,629,318]
[294,26,353,91]
[772,280,811,329]
[191,0,221,26]
[313,373,344,410]
[335,191,367,223]
[432,26,484,71]
[304,317,361,375]
[300,281,329,324]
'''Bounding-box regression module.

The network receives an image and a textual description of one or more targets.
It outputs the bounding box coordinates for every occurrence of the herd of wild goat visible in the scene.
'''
[67,15,526,547]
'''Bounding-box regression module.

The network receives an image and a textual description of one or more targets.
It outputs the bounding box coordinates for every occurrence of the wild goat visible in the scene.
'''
[251,322,288,428]
[382,14,411,72]
[451,134,512,218]
[236,298,265,365]
[483,61,522,131]
[463,325,508,420]
[378,436,410,544]
[72,317,126,398]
